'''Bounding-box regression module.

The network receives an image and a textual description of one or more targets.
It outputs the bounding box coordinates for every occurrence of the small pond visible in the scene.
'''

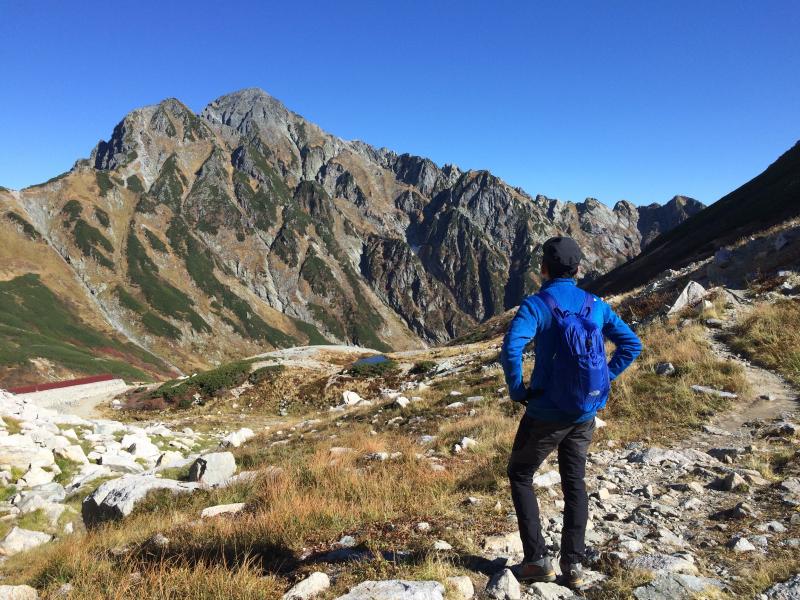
[351,354,390,367]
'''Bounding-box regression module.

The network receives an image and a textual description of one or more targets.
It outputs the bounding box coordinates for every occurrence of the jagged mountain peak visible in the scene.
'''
[201,87,294,135]
[2,88,710,383]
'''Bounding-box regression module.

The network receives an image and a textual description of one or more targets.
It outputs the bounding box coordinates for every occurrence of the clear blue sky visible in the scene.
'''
[1,1,798,206]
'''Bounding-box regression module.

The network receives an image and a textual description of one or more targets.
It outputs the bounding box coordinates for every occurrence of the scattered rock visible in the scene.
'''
[0,585,39,599]
[433,540,452,550]
[718,472,749,493]
[761,573,800,599]
[120,434,160,458]
[201,503,246,518]
[445,576,474,600]
[655,362,676,376]
[283,571,330,600]
[0,527,52,556]
[188,452,236,486]
[18,466,54,488]
[98,452,144,475]
[54,445,89,465]
[533,471,561,487]
[342,391,363,406]
[482,532,523,555]
[460,437,478,450]
[82,475,199,527]
[667,281,706,314]
[220,428,255,448]
[334,580,444,600]
[728,535,756,553]
[628,553,698,576]
[691,385,737,399]
[633,573,721,600]
[486,569,520,600]
[758,520,787,534]
[528,582,576,599]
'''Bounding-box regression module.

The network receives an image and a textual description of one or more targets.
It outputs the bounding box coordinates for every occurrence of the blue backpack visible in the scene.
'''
[538,290,610,414]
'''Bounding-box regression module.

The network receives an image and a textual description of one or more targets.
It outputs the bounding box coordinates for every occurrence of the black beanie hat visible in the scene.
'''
[542,236,584,278]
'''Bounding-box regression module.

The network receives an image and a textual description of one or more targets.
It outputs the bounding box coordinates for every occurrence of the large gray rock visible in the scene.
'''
[0,527,52,556]
[98,452,145,474]
[54,445,89,465]
[0,436,54,471]
[633,574,721,600]
[486,569,520,600]
[188,452,237,486]
[445,576,474,600]
[482,532,523,555]
[0,585,38,599]
[119,434,160,458]
[528,582,576,599]
[82,475,199,527]
[283,571,330,599]
[627,447,713,467]
[667,281,706,314]
[762,574,800,599]
[220,428,255,448]
[628,553,698,576]
[334,580,444,600]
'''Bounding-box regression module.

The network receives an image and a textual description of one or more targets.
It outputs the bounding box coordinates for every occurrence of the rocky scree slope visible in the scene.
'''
[1,89,698,379]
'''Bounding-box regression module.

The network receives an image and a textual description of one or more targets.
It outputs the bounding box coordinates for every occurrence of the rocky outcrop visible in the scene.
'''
[82,475,200,527]
[334,580,444,600]
[637,196,705,248]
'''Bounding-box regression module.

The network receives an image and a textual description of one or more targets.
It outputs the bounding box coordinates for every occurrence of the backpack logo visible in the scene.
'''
[538,290,610,414]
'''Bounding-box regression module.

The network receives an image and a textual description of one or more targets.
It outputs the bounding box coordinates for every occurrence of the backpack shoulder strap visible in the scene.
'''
[537,290,565,323]
[580,291,595,317]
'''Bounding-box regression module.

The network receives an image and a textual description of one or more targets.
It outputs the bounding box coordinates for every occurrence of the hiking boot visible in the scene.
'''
[559,562,585,589]
[514,556,556,582]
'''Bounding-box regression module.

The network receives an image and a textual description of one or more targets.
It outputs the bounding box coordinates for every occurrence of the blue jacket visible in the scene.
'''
[500,278,642,423]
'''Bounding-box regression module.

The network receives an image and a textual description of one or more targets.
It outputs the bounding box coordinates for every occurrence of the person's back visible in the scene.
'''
[500,236,642,588]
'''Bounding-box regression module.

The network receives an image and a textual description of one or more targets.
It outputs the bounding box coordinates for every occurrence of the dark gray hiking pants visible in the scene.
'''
[507,415,595,564]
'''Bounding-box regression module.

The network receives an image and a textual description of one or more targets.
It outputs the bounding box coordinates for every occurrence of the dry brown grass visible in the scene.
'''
[729,299,800,387]
[601,320,749,442]
[0,317,757,597]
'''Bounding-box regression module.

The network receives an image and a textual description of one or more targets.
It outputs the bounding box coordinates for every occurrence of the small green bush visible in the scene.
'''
[249,364,285,385]
[410,360,436,375]
[5,211,41,240]
[348,358,398,378]
[61,199,83,223]
[153,360,252,406]
[96,172,114,196]
[94,207,110,228]
[143,228,168,252]
[126,175,145,193]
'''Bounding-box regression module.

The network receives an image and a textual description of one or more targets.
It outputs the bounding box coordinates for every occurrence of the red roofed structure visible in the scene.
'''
[7,374,116,395]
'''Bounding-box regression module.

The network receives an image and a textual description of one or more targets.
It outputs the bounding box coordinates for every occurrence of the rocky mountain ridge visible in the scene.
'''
[593,140,800,296]
[1,88,702,381]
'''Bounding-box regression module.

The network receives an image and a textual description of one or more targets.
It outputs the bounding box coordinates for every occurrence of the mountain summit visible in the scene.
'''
[0,88,701,381]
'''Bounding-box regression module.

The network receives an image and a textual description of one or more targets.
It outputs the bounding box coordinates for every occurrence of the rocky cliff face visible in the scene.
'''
[637,195,705,248]
[0,89,700,376]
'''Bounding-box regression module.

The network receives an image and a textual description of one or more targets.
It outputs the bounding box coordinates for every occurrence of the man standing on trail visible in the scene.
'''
[500,236,641,589]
